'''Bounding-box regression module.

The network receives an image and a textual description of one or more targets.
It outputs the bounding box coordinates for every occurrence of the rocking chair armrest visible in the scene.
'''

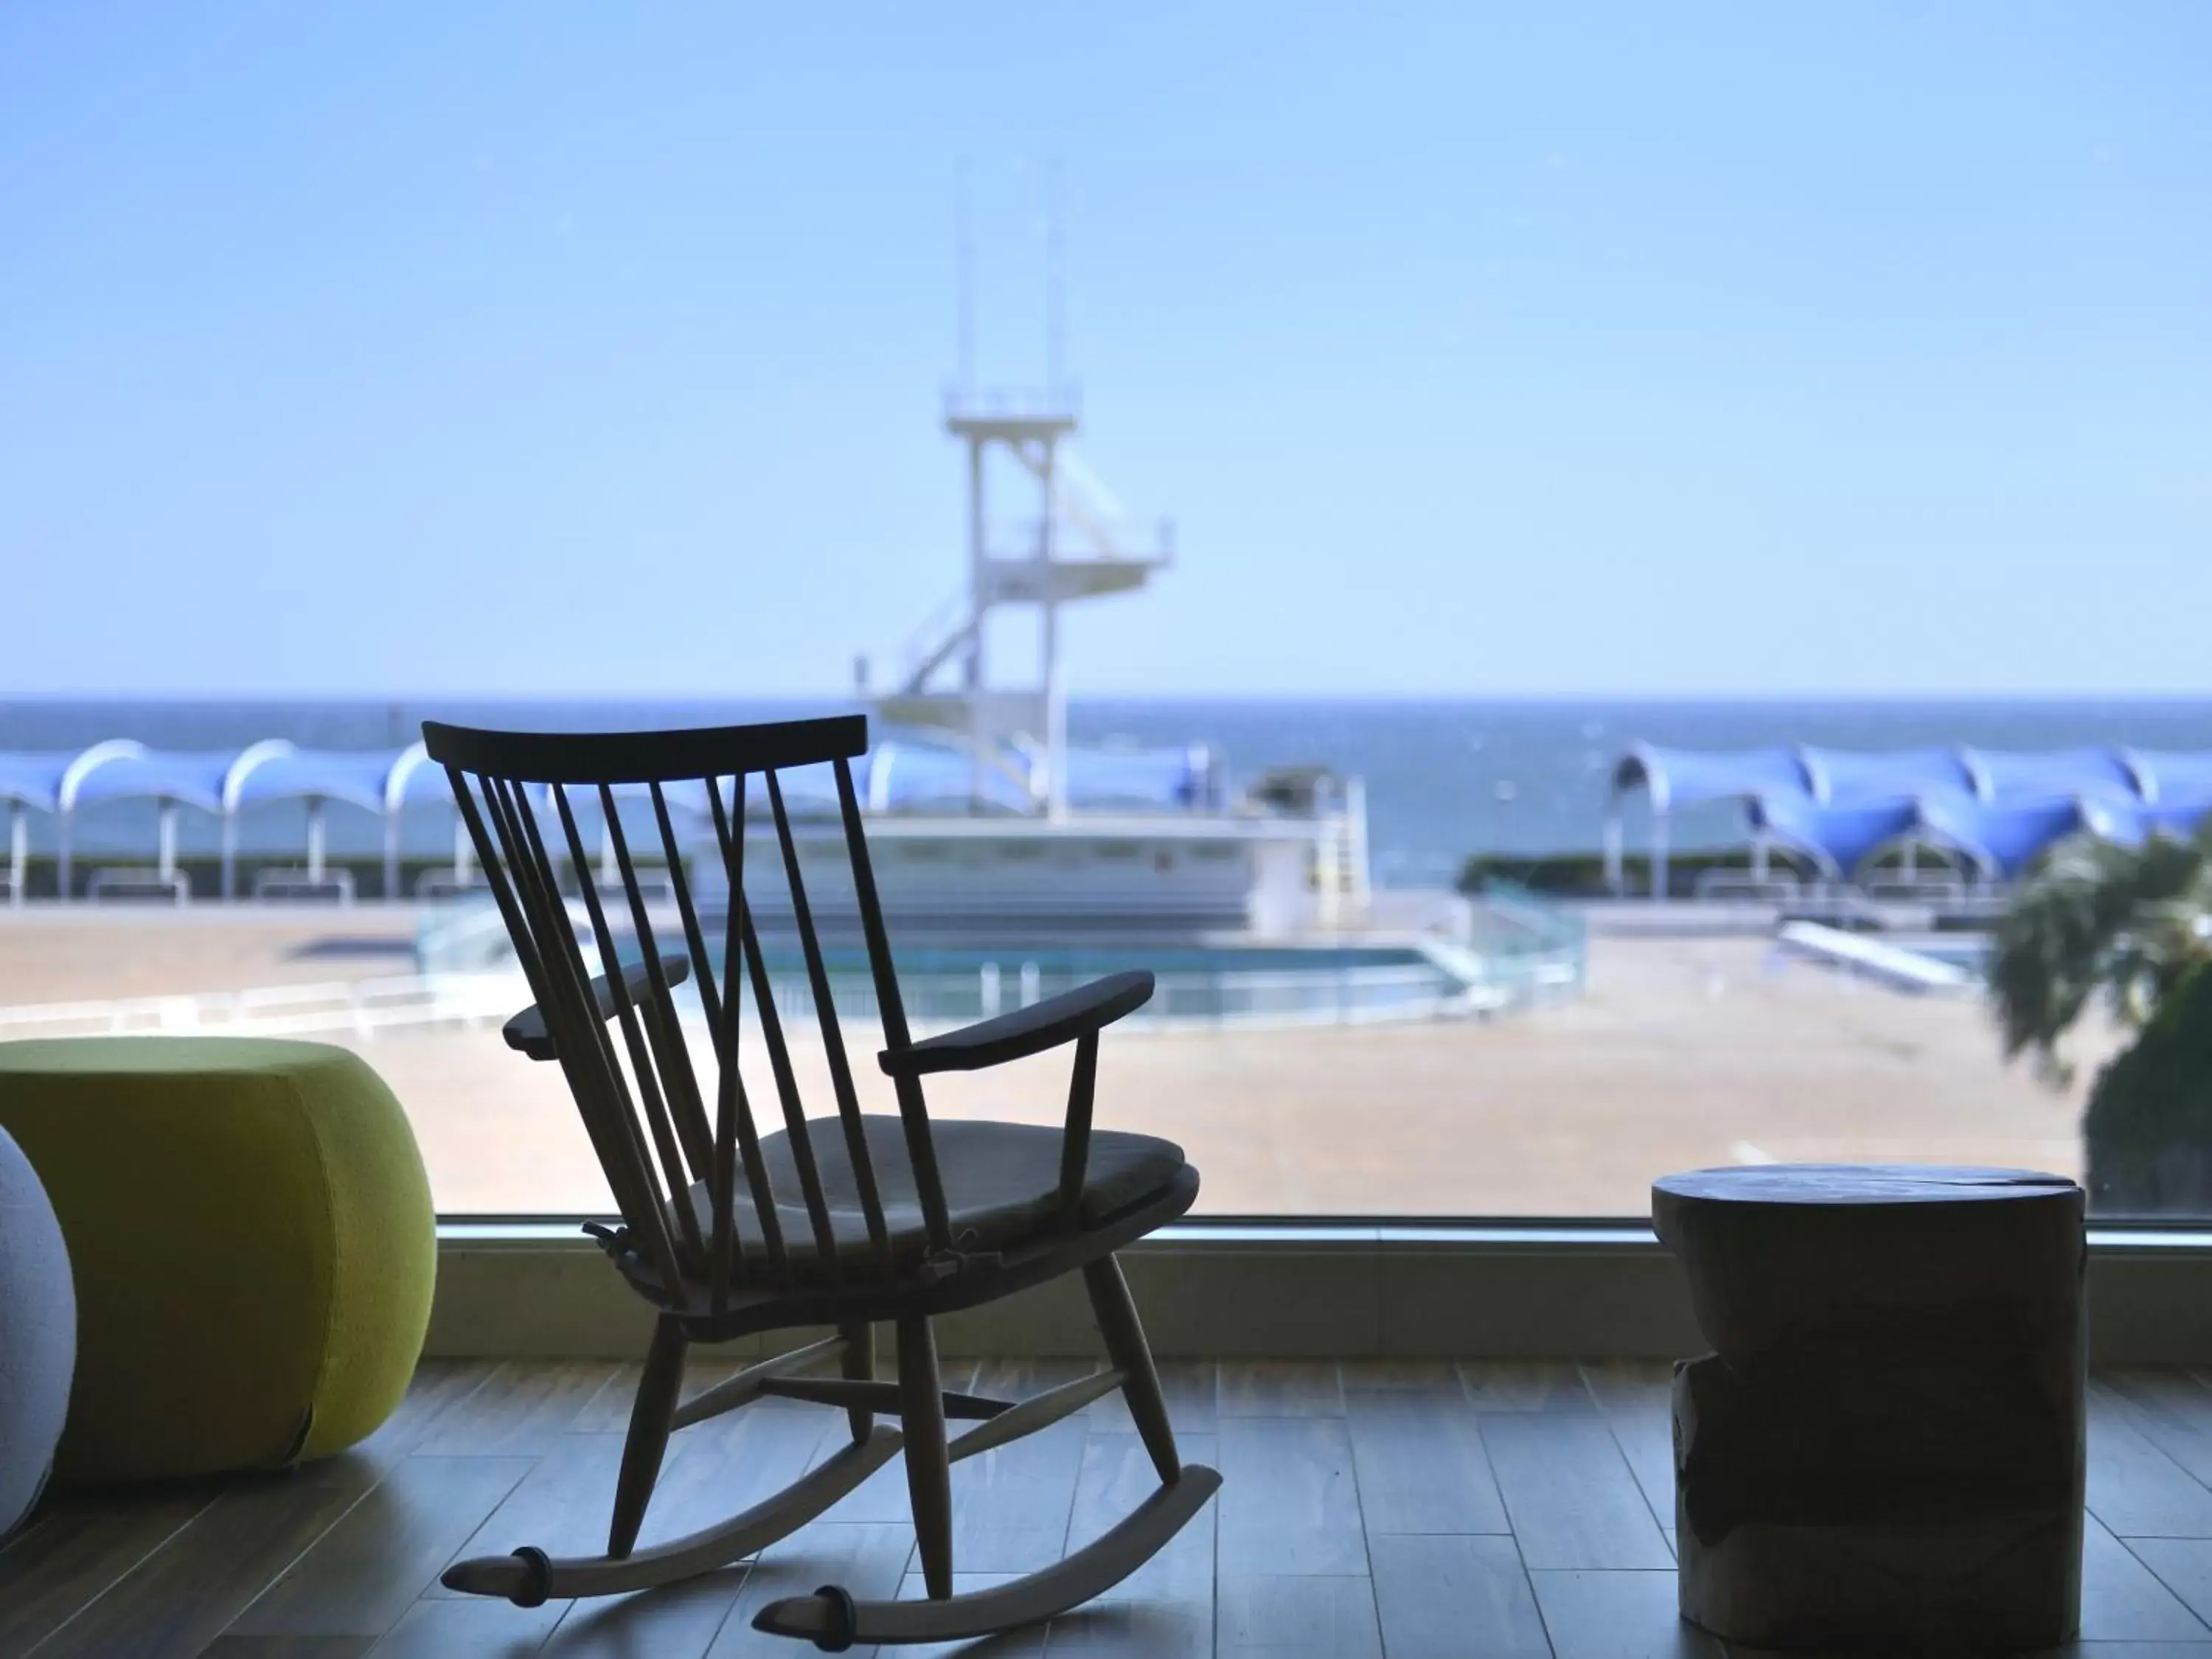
[880,970,1155,1077]
[503,952,693,1061]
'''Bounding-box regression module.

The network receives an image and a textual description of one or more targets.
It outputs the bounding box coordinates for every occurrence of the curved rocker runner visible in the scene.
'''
[423,713,1220,1646]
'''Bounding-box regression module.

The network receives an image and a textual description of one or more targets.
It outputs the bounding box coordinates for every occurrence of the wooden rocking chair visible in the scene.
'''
[421,713,1217,1649]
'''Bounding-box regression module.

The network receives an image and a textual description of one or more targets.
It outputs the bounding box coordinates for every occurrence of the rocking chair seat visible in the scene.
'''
[672,1114,1187,1283]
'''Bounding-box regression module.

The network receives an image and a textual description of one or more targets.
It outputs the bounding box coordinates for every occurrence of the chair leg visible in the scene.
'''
[608,1313,688,1559]
[1083,1253,1181,1484]
[897,1312,954,1600]
[840,1320,875,1444]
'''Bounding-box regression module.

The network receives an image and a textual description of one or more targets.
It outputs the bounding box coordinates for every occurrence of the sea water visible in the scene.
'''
[5,698,2212,888]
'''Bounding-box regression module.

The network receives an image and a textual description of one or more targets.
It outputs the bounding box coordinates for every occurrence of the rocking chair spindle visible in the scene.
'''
[422,713,1216,1647]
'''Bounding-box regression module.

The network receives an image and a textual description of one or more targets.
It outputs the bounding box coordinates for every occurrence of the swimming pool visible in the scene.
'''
[701,940,1471,1029]
[417,902,1585,1029]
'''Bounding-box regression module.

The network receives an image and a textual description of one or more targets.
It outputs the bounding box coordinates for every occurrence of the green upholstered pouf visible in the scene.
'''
[0,1037,434,1484]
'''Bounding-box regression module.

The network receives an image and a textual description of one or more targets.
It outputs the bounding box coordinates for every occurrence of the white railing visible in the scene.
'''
[942,386,1081,422]
[1693,871,1805,902]
[894,585,975,692]
[0,971,529,1043]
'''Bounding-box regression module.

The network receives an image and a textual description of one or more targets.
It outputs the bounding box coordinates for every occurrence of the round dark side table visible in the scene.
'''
[1652,1164,2085,1654]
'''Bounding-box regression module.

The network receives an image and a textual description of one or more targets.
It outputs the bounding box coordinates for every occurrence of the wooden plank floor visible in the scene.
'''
[8,1360,2212,1657]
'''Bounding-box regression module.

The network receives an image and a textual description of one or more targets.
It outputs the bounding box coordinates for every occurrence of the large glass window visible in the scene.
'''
[4,6,2208,1219]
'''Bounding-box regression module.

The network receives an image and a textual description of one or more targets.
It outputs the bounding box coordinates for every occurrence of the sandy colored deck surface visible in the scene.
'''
[0,909,421,1003]
[0,910,2116,1216]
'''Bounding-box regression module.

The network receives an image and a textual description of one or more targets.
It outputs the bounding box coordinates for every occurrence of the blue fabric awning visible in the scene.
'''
[1746,794,1921,876]
[232,747,443,815]
[597,737,1203,823]
[2,742,448,819]
[870,742,1030,813]
[2099,797,2212,847]
[64,750,238,815]
[1610,745,1815,810]
[0,753,77,813]
[1913,791,2097,878]
[1615,742,2212,818]
[1801,747,1981,802]
[1059,744,1211,810]
[1972,747,2142,801]
[2127,751,2212,806]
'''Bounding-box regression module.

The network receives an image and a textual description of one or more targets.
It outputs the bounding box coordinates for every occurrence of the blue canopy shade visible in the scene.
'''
[1801,747,1981,802]
[863,737,1212,815]
[1746,794,1921,877]
[232,745,441,815]
[1972,747,2143,802]
[1615,742,2212,813]
[869,742,1032,813]
[560,737,1215,825]
[0,753,78,813]
[1610,745,1815,810]
[63,749,241,815]
[1914,790,2099,878]
[2127,751,2212,806]
[1058,744,1213,810]
[1608,739,2212,896]
[2099,797,2212,847]
[0,741,448,821]
[594,742,1036,821]
[544,737,1200,827]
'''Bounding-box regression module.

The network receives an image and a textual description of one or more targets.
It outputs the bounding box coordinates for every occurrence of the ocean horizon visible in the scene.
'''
[7,695,2212,885]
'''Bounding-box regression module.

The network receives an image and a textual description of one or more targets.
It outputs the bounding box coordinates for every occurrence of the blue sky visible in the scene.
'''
[2,2,2208,698]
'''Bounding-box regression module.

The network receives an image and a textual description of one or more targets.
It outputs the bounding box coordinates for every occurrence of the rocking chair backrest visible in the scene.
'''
[420,714,950,1312]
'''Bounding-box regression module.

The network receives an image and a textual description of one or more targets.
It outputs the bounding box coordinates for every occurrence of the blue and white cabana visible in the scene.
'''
[1058,743,1217,812]
[2126,751,2212,807]
[863,740,1034,815]
[0,740,442,900]
[1607,742,2212,898]
[2094,796,2212,849]
[1798,747,1982,801]
[57,744,240,898]
[860,737,1214,818]
[0,751,88,902]
[1743,795,1924,883]
[1971,748,2143,802]
[1912,792,2110,882]
[226,743,441,898]
[1605,745,1818,894]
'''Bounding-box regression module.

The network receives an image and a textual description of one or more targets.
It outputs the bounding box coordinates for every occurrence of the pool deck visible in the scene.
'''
[0,905,2111,1217]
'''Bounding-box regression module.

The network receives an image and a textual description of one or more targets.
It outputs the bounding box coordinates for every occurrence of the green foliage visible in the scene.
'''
[1988,827,2212,1085]
[2081,961,2212,1212]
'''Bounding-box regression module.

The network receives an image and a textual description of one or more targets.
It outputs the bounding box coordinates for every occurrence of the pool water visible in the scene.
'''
[773,942,1436,976]
[745,940,1466,1029]
[417,894,1588,1028]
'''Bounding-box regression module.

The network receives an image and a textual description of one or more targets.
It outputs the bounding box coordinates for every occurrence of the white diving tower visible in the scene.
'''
[872,387,1173,817]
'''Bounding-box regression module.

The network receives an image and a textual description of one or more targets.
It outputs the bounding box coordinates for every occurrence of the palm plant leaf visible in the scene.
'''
[1988,824,2212,1084]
